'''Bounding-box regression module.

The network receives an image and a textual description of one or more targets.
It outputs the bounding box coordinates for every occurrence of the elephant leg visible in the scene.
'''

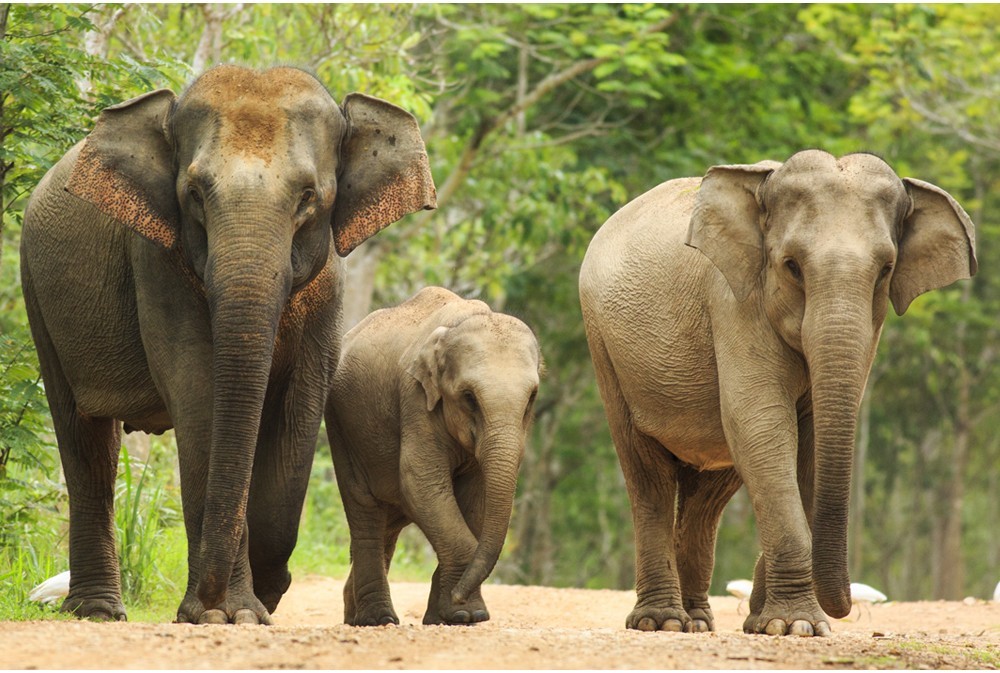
[342,516,405,626]
[718,372,828,637]
[743,406,813,632]
[675,465,743,632]
[24,287,125,621]
[173,416,269,625]
[423,467,490,625]
[588,333,686,632]
[246,373,329,614]
[398,440,479,626]
[330,419,399,627]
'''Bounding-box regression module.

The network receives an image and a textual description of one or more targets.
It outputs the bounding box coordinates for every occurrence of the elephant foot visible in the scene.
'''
[626,601,690,632]
[350,601,399,627]
[62,595,127,622]
[742,604,832,637]
[422,605,489,625]
[176,590,272,625]
[683,598,716,633]
[424,589,489,626]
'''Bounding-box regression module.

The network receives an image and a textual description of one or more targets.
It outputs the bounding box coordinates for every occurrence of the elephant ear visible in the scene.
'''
[405,326,449,412]
[685,161,779,301]
[333,93,437,257]
[65,89,179,249]
[890,178,978,315]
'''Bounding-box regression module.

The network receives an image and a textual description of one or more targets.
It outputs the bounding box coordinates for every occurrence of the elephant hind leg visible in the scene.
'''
[587,332,686,632]
[25,285,125,621]
[675,465,743,632]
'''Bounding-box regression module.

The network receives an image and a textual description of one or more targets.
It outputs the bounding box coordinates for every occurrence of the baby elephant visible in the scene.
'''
[326,287,542,626]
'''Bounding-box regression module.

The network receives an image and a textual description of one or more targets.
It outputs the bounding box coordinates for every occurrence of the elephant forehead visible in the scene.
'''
[185,66,329,163]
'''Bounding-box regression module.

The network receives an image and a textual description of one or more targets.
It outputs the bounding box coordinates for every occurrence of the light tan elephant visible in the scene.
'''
[325,287,541,626]
[579,150,976,636]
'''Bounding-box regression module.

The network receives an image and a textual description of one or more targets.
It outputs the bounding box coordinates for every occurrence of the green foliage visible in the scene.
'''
[115,443,183,607]
[1,3,998,612]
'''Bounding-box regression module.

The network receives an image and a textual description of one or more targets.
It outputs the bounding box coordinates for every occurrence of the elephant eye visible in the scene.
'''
[877,263,893,287]
[297,188,316,213]
[188,186,203,205]
[784,258,803,281]
[524,389,538,418]
[462,390,478,414]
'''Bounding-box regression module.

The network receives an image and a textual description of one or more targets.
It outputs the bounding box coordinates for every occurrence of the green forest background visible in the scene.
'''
[1,4,998,621]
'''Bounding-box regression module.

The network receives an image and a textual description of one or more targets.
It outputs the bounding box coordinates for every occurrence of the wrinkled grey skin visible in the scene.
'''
[579,150,976,637]
[326,287,541,626]
[20,65,435,624]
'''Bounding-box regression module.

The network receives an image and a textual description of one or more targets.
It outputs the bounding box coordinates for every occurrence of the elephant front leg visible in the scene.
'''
[422,468,490,625]
[400,447,481,625]
[720,378,830,637]
[675,465,743,632]
[172,415,271,625]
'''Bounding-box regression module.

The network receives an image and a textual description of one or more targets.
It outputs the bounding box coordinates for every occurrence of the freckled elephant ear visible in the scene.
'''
[332,93,438,257]
[65,89,180,249]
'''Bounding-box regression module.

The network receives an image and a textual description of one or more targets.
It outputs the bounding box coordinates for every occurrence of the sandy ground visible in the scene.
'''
[3,576,999,669]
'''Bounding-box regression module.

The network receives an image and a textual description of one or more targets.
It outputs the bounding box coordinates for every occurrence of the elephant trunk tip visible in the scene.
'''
[196,570,230,611]
[818,590,852,619]
[451,557,495,605]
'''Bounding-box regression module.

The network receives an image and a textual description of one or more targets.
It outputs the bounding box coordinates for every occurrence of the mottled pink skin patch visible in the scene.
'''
[334,153,437,256]
[67,142,177,248]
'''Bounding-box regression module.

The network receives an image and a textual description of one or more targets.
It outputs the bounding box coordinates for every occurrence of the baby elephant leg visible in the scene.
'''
[420,468,489,625]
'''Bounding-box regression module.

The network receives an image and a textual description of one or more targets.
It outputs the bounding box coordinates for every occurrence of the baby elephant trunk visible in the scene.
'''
[451,432,522,605]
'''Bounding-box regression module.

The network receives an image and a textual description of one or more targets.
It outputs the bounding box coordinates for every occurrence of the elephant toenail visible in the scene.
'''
[233,609,257,625]
[764,619,787,635]
[198,609,227,625]
[660,619,683,632]
[637,617,658,631]
[789,620,814,636]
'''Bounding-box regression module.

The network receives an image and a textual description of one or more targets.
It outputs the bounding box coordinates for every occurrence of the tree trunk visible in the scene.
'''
[193,4,244,74]
[77,6,125,95]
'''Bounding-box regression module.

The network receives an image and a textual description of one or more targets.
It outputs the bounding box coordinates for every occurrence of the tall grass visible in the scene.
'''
[114,443,184,611]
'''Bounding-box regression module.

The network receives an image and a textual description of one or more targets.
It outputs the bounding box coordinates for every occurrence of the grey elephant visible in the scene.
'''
[325,287,541,626]
[579,150,976,636]
[20,65,436,624]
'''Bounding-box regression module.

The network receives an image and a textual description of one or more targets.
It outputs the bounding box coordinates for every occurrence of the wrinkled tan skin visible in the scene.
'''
[326,287,541,626]
[579,151,976,637]
[20,65,435,625]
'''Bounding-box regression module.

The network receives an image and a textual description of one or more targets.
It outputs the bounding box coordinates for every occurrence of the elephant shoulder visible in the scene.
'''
[581,176,706,299]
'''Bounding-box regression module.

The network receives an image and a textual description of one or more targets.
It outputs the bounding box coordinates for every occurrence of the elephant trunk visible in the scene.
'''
[197,208,292,609]
[451,428,522,605]
[802,272,874,619]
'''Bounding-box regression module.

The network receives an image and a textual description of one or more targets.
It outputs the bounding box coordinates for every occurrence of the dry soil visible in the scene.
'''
[3,576,999,669]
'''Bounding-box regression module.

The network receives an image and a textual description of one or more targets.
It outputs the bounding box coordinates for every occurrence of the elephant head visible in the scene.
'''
[408,312,541,604]
[686,150,976,617]
[64,65,436,609]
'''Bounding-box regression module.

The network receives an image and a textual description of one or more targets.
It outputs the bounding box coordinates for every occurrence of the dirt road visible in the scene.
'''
[3,576,999,669]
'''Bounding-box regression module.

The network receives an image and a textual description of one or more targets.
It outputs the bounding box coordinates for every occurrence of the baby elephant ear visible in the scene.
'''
[333,93,437,256]
[405,326,449,412]
[66,89,179,249]
[890,178,978,315]
[685,161,779,302]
